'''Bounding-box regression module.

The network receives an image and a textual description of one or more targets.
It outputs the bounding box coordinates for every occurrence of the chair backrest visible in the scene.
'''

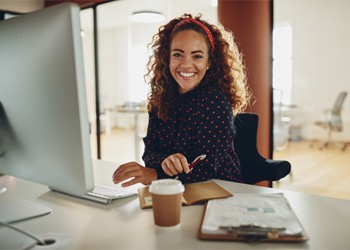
[234,113,291,185]
[330,91,347,130]
[234,113,260,184]
[332,91,347,115]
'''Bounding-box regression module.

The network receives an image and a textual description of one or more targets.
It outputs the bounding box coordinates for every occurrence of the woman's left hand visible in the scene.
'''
[161,153,190,176]
[112,162,157,187]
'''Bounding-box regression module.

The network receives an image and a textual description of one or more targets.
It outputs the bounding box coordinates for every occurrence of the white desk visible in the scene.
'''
[1,160,350,249]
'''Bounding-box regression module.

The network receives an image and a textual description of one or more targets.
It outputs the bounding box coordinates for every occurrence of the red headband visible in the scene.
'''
[172,18,215,54]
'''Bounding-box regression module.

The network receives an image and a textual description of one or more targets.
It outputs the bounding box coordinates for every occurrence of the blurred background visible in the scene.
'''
[1,0,349,199]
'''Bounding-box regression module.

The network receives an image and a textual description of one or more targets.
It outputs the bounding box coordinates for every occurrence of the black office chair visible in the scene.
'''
[313,91,348,151]
[234,113,291,186]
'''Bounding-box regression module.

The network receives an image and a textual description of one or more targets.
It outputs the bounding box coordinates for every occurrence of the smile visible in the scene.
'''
[179,72,195,77]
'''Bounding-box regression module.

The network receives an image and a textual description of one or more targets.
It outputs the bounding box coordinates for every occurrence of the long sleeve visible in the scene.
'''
[141,82,242,183]
[142,111,169,179]
[191,88,241,182]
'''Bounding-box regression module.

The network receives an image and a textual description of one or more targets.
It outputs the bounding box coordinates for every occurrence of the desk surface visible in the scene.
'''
[1,160,350,249]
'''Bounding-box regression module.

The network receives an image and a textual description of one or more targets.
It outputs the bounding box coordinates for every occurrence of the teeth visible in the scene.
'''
[180,72,195,77]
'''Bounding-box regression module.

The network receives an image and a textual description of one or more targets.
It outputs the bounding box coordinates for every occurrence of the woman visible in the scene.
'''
[113,13,250,187]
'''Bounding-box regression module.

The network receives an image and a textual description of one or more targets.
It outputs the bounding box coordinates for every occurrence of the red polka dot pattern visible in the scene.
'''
[142,83,242,183]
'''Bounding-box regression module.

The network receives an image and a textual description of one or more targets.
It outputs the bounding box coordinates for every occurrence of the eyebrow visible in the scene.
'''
[171,49,205,54]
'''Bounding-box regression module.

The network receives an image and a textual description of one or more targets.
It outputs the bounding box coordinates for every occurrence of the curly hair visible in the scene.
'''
[145,13,251,120]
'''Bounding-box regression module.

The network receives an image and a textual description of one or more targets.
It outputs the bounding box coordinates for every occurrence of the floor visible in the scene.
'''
[90,128,144,164]
[273,139,350,201]
[91,128,350,201]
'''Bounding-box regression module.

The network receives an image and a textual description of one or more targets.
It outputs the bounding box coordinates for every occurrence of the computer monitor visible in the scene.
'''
[0,3,94,197]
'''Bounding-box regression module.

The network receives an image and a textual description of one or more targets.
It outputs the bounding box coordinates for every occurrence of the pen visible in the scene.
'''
[175,154,206,180]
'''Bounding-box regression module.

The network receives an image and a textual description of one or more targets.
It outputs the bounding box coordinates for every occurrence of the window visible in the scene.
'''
[273,26,292,105]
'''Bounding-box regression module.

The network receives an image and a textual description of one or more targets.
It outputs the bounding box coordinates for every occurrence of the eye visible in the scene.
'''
[193,54,204,59]
[171,52,182,58]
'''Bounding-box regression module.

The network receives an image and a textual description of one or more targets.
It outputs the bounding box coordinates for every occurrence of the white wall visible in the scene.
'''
[275,0,350,142]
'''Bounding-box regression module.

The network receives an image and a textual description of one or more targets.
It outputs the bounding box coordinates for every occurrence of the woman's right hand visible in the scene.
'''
[161,153,190,177]
[112,162,157,187]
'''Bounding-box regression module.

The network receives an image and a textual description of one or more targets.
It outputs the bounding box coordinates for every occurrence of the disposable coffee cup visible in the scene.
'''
[149,179,185,227]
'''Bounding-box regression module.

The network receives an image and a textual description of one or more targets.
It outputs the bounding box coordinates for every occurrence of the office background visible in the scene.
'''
[274,0,350,143]
[1,0,349,150]
[1,0,350,203]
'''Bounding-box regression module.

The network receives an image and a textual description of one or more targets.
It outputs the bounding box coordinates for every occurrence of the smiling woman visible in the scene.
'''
[112,13,251,188]
[71,0,219,161]
[169,30,210,94]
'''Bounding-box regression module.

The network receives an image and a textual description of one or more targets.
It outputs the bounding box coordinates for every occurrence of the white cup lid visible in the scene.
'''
[149,179,185,195]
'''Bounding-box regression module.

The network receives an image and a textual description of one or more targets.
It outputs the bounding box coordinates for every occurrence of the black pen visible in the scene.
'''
[175,154,206,180]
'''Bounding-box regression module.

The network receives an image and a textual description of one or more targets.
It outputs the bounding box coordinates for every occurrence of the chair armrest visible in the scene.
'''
[241,158,291,185]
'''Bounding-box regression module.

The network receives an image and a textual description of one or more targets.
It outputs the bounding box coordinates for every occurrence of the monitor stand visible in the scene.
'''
[0,184,52,223]
[0,185,6,194]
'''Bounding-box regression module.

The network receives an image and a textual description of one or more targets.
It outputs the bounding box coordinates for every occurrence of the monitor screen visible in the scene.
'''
[0,3,94,196]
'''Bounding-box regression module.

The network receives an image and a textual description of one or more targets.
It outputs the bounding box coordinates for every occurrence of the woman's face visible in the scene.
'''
[169,30,210,94]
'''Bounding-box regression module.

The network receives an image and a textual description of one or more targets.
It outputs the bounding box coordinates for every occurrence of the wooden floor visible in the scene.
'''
[91,129,350,201]
[273,140,350,201]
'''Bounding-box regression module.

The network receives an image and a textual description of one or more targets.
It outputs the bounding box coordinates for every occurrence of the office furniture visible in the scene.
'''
[1,160,350,249]
[89,109,112,135]
[235,113,291,187]
[116,104,148,162]
[273,88,292,151]
[313,91,348,151]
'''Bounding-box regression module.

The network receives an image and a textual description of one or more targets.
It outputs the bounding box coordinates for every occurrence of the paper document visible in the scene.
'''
[201,193,303,236]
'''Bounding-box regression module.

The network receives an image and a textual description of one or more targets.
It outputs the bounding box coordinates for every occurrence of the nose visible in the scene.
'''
[181,56,193,68]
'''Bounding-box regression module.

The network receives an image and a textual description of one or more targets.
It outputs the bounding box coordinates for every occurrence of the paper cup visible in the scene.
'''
[149,179,185,227]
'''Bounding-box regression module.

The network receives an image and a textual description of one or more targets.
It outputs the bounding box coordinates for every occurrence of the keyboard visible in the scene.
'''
[86,185,138,203]
[50,184,138,204]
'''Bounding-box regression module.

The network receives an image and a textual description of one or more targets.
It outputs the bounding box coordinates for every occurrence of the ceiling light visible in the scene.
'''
[130,11,165,23]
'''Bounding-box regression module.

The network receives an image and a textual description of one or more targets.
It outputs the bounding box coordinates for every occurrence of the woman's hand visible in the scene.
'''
[112,162,157,187]
[161,153,190,177]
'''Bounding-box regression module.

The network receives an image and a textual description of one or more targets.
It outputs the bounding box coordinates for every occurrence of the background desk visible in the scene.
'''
[1,160,350,249]
[116,105,147,162]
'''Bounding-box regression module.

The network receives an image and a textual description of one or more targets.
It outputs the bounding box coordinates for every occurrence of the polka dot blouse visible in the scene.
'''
[142,82,242,183]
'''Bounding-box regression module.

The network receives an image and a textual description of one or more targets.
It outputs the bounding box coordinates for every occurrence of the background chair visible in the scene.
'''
[273,88,292,151]
[234,113,291,187]
[313,91,348,151]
